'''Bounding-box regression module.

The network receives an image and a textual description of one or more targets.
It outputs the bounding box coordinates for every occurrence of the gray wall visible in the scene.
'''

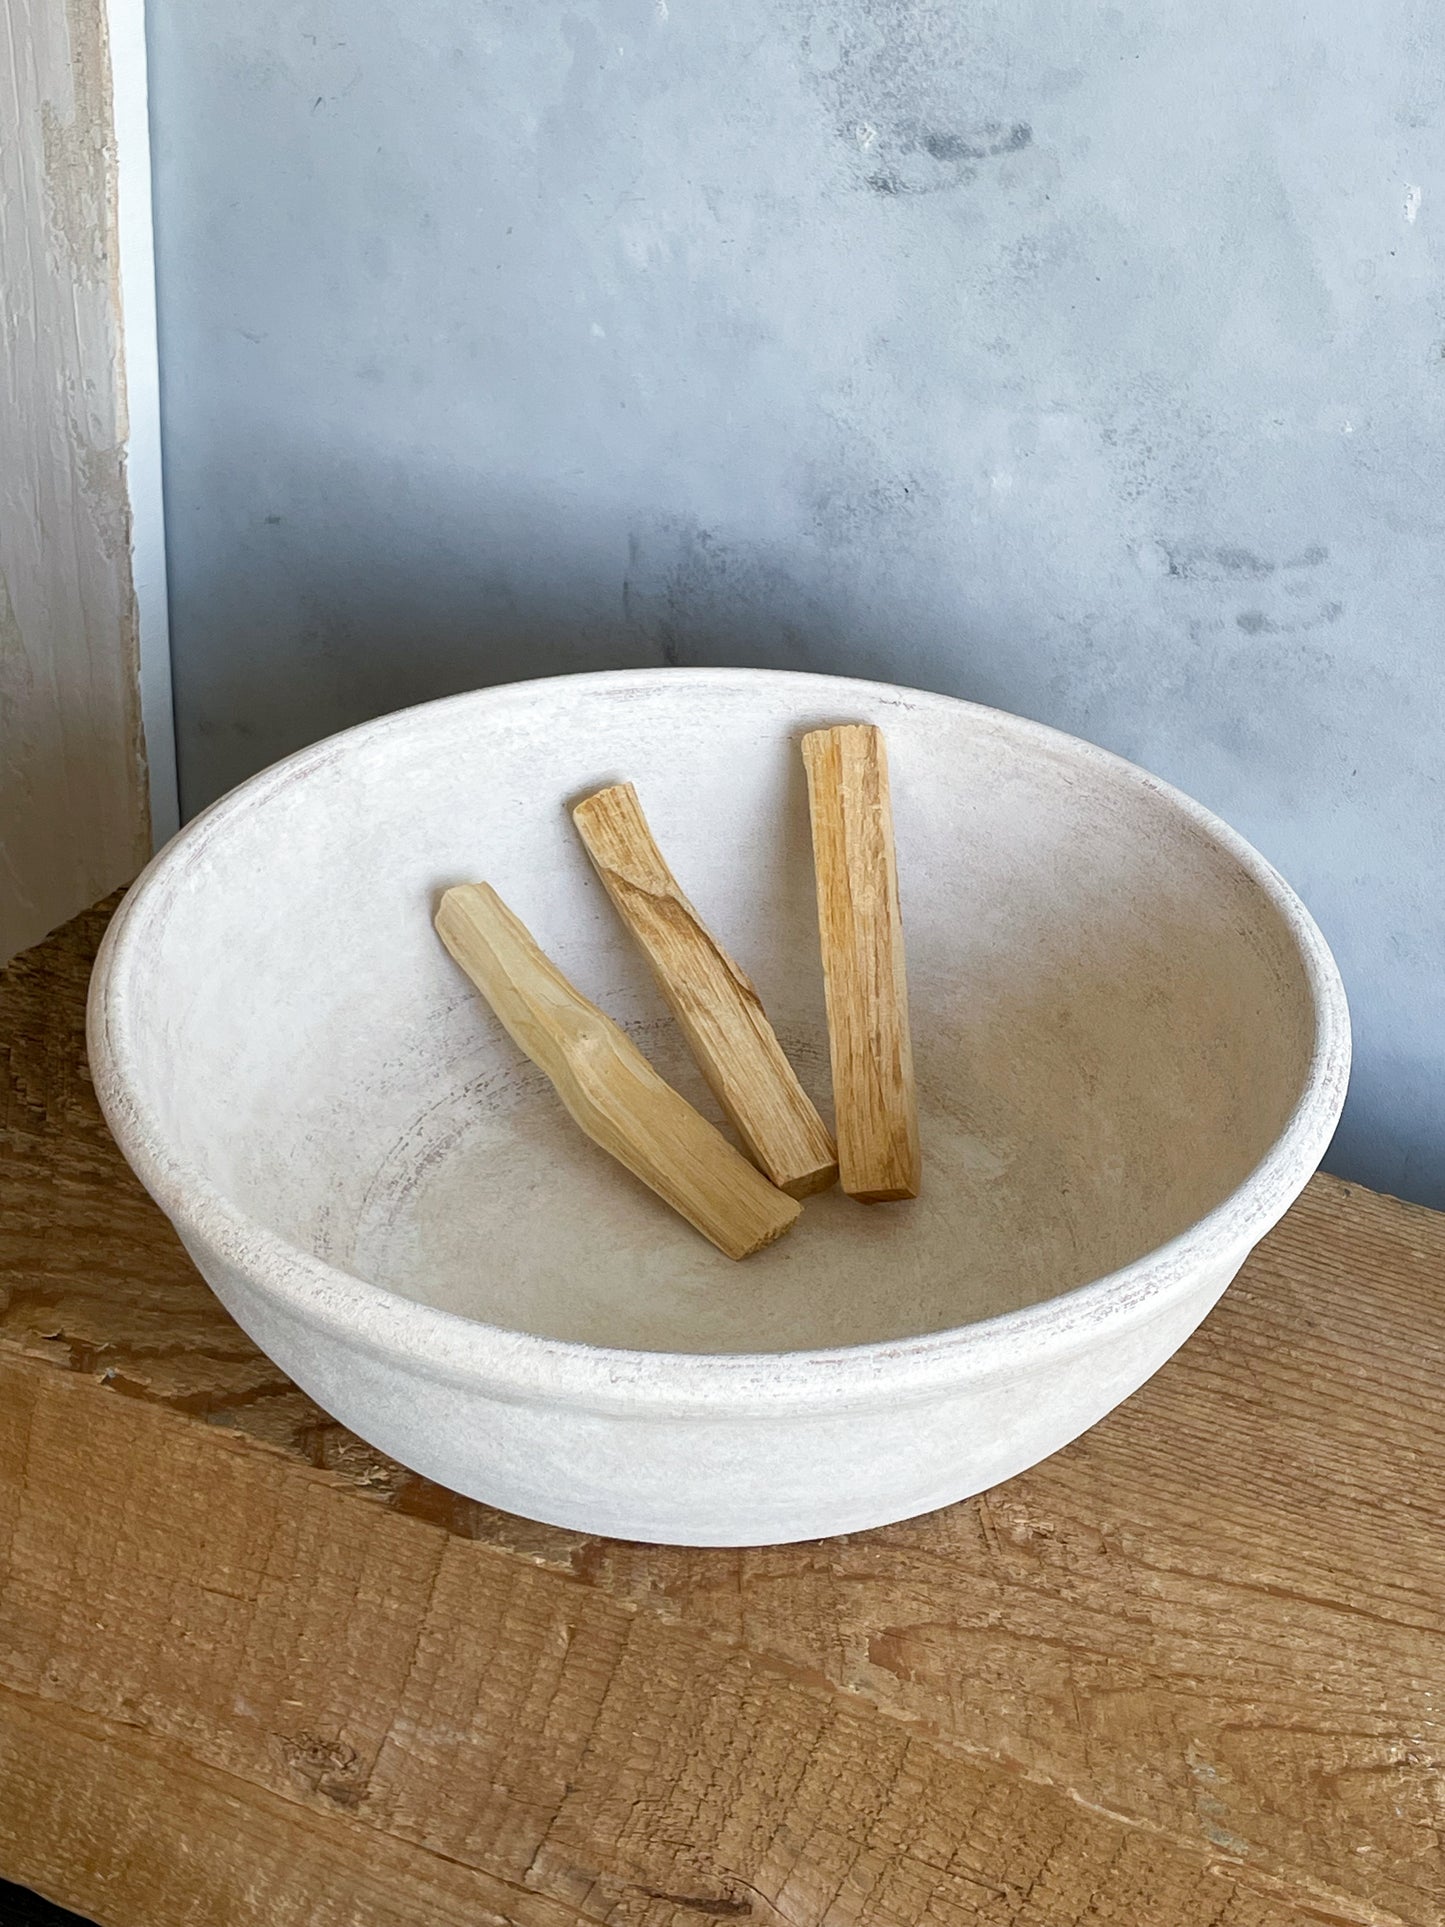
[149,0,1445,1206]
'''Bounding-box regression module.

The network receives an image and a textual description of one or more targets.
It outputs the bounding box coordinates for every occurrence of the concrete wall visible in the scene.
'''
[148,0,1445,1205]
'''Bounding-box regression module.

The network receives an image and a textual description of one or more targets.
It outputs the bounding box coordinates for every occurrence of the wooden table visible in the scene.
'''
[2,900,1442,1927]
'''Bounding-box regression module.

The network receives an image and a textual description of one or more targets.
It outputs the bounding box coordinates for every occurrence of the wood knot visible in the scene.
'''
[280,1732,365,1808]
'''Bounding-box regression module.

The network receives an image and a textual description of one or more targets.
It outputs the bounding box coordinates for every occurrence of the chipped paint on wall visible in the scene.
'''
[0,0,150,962]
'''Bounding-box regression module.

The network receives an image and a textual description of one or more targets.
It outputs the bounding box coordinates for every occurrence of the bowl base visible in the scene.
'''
[335,1021,1092,1354]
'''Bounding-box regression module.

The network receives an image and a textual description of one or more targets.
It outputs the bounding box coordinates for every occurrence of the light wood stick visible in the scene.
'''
[800,723,921,1202]
[572,783,838,1200]
[435,883,801,1259]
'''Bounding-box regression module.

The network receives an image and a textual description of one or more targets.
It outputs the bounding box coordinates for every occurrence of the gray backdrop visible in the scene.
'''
[148,0,1445,1206]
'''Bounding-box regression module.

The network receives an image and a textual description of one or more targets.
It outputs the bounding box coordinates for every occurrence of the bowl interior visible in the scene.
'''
[110,675,1320,1353]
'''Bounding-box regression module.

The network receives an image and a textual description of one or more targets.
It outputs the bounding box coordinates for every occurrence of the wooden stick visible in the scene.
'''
[800,724,921,1202]
[435,883,801,1260]
[572,783,838,1200]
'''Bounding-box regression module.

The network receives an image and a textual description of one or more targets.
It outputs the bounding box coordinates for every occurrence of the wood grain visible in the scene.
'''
[436,883,799,1259]
[3,899,1443,1927]
[573,782,836,1198]
[0,0,154,964]
[0,1359,1324,1927]
[800,725,920,1202]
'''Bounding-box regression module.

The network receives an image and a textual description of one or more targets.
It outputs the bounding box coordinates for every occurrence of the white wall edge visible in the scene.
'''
[108,0,179,846]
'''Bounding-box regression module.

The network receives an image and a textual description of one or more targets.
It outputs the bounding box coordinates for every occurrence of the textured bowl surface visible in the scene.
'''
[88,670,1349,1544]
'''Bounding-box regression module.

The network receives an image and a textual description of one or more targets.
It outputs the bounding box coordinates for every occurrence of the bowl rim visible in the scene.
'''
[87,667,1351,1415]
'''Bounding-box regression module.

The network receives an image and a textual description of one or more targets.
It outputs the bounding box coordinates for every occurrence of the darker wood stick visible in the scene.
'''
[800,724,920,1202]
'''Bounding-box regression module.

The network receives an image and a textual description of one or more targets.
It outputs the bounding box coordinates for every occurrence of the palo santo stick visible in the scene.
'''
[573,783,838,1199]
[435,883,801,1259]
[800,723,921,1202]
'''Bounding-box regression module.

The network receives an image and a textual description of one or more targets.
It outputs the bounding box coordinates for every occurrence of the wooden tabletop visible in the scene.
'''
[2,898,1442,1927]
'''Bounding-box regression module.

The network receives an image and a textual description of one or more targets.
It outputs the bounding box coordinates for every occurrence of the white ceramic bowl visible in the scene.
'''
[89,670,1349,1545]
